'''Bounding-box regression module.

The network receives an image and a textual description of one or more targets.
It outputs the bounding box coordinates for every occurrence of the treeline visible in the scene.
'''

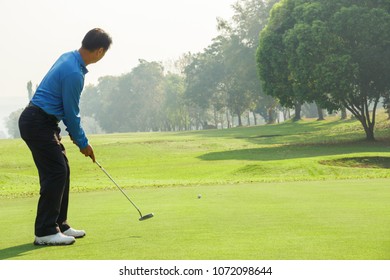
[6,0,390,139]
[81,0,390,139]
[80,0,281,133]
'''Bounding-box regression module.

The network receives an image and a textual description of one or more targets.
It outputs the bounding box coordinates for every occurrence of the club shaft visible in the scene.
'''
[95,161,143,218]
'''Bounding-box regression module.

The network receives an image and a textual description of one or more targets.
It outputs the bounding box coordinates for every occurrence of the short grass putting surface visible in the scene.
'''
[0,179,389,260]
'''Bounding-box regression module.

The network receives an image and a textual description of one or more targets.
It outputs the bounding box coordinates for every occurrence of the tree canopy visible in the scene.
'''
[257,0,390,140]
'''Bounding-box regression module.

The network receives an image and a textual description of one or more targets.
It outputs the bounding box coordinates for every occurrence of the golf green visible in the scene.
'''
[1,179,389,260]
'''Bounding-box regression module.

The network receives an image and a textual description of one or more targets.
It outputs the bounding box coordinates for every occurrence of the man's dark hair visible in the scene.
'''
[82,28,112,51]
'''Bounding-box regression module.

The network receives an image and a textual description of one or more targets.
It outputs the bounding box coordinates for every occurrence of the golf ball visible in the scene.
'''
[198,194,202,199]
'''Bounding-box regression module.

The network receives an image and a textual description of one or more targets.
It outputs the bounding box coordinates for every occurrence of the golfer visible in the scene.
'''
[19,28,112,245]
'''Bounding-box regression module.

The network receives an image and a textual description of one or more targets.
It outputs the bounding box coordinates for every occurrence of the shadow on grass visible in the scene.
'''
[0,243,43,260]
[320,156,390,169]
[198,141,390,162]
[177,118,358,140]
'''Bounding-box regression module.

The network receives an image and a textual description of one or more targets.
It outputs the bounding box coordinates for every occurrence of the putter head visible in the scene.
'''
[139,213,154,221]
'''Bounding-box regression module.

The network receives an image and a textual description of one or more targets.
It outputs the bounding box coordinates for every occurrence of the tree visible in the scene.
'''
[257,0,390,139]
[184,37,227,128]
[223,35,261,126]
[27,81,34,100]
[81,116,104,134]
[128,60,165,131]
[80,60,167,133]
[221,0,280,124]
[184,0,280,127]
[163,73,188,131]
[6,80,34,138]
[184,38,226,110]
[84,76,122,132]
[257,0,304,121]
[5,108,23,138]
[318,5,390,140]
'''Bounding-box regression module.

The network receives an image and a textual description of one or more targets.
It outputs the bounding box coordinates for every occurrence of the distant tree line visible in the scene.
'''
[5,0,390,139]
[80,0,281,133]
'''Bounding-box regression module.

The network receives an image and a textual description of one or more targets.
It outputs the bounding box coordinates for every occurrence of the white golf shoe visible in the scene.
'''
[63,228,86,238]
[34,232,75,246]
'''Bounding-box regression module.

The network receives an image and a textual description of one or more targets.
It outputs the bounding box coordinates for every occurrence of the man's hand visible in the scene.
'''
[80,144,95,162]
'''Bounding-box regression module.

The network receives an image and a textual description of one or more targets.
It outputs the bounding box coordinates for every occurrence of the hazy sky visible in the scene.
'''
[0,0,236,134]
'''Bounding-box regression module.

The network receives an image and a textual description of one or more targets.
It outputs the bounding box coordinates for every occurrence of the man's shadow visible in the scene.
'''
[0,243,42,260]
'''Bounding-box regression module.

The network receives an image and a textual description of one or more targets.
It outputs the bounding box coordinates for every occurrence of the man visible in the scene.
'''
[19,28,112,246]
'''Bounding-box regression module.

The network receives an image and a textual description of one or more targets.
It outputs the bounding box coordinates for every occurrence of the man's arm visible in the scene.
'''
[62,72,95,162]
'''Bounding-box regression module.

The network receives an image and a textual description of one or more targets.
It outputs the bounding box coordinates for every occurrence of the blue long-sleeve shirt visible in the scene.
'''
[31,50,89,149]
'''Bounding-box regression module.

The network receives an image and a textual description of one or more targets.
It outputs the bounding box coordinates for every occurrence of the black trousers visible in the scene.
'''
[19,105,71,237]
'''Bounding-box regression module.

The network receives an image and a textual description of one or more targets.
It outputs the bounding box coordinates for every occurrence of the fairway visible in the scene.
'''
[1,117,390,260]
[0,180,389,260]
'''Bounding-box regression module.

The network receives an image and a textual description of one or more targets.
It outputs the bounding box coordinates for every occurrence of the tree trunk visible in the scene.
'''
[219,112,224,129]
[253,111,257,125]
[237,112,243,126]
[344,99,378,141]
[282,108,290,121]
[364,126,375,141]
[359,116,376,141]
[293,102,301,121]
[267,107,275,124]
[213,107,218,129]
[340,107,347,120]
[226,110,231,128]
[316,103,325,121]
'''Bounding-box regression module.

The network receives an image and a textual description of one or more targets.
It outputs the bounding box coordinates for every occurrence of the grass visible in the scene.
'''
[1,115,390,198]
[1,180,389,260]
[0,114,390,259]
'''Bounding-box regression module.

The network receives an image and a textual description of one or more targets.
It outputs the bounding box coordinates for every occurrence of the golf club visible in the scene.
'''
[94,160,154,221]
